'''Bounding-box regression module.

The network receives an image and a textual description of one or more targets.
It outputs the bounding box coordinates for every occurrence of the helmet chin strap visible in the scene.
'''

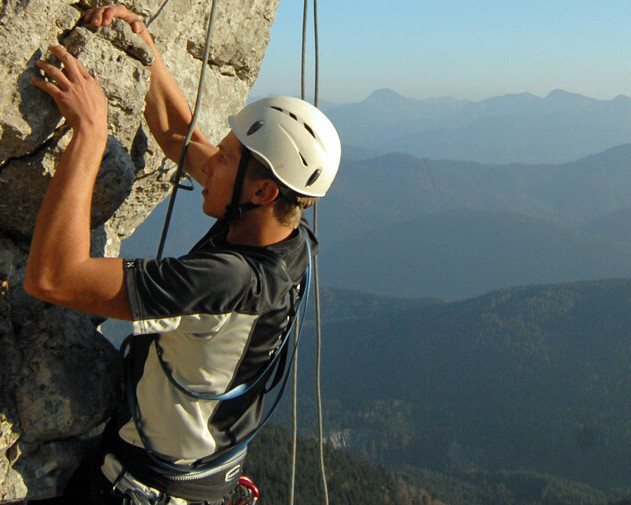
[224,146,260,221]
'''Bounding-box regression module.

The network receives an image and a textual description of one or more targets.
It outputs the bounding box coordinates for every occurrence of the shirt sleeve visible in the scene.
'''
[123,251,252,335]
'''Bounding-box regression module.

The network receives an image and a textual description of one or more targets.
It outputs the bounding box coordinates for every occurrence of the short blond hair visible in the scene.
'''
[246,158,318,228]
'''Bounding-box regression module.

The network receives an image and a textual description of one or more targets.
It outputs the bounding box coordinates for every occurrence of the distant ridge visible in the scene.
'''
[313,141,631,299]
[322,142,631,240]
[318,210,631,299]
[327,88,631,164]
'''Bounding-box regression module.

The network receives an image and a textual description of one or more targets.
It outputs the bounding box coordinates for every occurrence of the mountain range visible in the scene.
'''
[315,142,631,299]
[324,88,631,164]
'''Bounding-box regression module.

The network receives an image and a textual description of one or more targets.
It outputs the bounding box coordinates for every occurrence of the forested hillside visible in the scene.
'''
[292,280,631,491]
[245,423,629,505]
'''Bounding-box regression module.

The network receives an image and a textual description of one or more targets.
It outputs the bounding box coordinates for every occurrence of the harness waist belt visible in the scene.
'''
[102,453,187,505]
[101,448,246,503]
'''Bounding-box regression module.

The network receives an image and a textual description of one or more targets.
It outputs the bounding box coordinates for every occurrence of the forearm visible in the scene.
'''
[139,27,210,183]
[141,32,192,147]
[25,42,132,320]
[25,127,130,319]
[25,129,105,296]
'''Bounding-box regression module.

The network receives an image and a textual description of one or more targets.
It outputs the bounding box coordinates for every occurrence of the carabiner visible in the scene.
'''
[235,475,259,505]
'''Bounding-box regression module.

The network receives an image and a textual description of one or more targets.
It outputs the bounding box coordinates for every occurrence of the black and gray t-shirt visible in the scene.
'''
[118,220,316,464]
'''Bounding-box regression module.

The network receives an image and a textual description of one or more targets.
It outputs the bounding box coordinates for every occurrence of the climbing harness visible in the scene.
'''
[102,449,253,504]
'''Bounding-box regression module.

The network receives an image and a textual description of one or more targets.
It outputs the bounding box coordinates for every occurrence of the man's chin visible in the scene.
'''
[201,205,222,220]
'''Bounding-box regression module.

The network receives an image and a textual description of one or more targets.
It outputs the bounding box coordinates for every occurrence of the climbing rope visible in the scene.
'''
[156,0,217,260]
[312,203,330,505]
[289,326,299,505]
[290,1,330,504]
[309,3,331,502]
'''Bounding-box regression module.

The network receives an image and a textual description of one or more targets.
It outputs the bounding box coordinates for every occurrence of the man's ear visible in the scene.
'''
[251,179,280,205]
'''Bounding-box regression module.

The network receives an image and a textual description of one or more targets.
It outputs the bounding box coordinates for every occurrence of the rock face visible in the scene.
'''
[0,0,279,500]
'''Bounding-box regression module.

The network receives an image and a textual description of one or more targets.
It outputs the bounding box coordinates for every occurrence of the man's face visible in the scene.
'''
[200,131,243,218]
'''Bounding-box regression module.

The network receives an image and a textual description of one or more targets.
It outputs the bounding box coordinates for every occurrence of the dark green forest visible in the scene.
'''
[245,423,631,505]
[287,280,631,493]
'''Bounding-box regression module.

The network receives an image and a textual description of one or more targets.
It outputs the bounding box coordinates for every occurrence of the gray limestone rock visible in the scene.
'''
[0,133,135,238]
[0,0,279,500]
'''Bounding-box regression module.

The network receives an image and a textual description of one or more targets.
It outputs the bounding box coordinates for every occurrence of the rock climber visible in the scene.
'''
[25,4,340,504]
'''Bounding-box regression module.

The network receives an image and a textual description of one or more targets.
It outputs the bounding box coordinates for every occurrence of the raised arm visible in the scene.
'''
[25,45,131,320]
[83,6,216,185]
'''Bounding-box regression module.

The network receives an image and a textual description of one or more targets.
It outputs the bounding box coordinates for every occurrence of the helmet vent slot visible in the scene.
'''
[270,106,317,140]
[247,121,264,135]
[303,123,316,139]
[306,168,321,187]
[299,153,308,166]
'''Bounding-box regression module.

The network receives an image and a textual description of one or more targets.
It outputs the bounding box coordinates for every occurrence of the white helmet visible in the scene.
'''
[228,96,341,197]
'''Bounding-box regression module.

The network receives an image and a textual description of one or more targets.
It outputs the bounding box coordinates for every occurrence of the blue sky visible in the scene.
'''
[250,0,631,104]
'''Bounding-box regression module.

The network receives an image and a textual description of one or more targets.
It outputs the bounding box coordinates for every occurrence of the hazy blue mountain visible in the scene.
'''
[326,89,631,164]
[318,143,631,244]
[295,280,631,490]
[582,207,631,245]
[325,89,468,155]
[334,144,383,161]
[318,210,631,300]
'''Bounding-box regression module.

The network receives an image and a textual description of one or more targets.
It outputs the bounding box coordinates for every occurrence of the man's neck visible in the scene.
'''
[226,211,294,247]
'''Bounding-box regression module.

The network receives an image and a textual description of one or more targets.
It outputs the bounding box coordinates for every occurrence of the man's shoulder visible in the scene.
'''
[126,248,254,296]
